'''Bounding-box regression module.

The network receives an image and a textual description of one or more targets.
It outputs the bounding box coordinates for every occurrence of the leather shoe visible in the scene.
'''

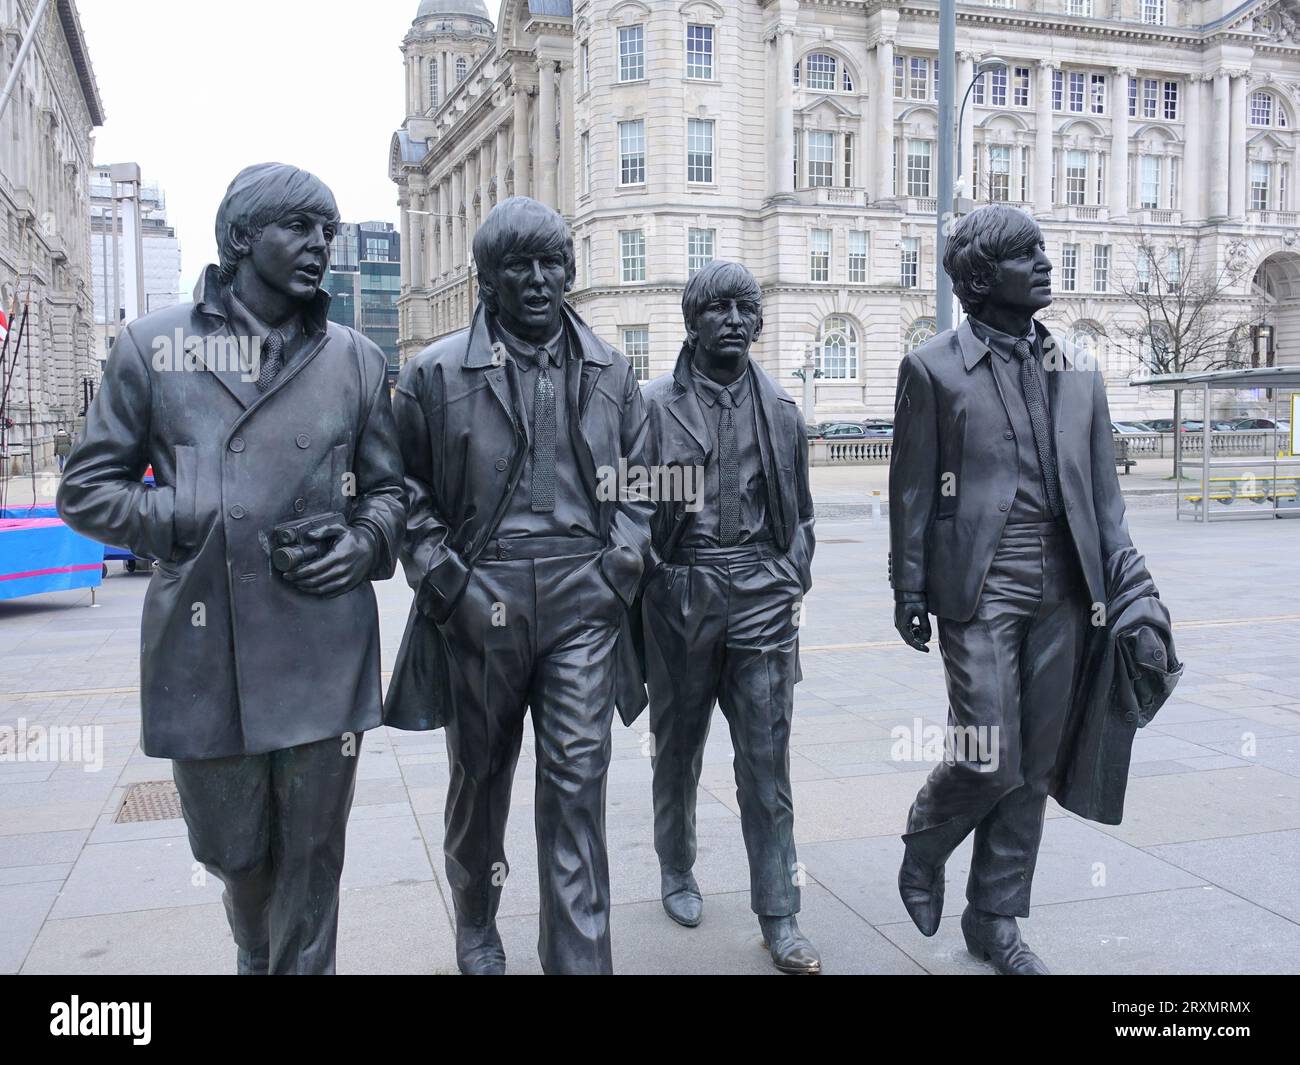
[961,907,1051,975]
[759,915,821,975]
[455,920,506,975]
[661,868,703,928]
[898,848,945,937]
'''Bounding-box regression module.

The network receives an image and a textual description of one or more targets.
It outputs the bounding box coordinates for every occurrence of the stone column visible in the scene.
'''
[559,60,575,215]
[467,148,481,237]
[438,180,451,277]
[453,166,465,268]
[1035,60,1057,211]
[770,23,796,201]
[1183,75,1203,221]
[1228,72,1248,220]
[537,59,557,207]
[875,37,895,201]
[399,193,412,288]
[495,125,509,207]
[1110,66,1132,221]
[410,193,425,288]
[1210,69,1230,220]
[513,83,531,198]
[958,52,976,197]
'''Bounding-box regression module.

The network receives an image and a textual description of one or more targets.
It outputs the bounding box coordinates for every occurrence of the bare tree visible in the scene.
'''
[1112,233,1263,475]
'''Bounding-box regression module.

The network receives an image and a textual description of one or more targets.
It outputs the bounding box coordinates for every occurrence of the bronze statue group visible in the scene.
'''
[57,164,1180,977]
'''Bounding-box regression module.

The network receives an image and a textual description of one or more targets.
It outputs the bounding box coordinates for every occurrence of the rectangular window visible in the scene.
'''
[1068,0,1093,13]
[1020,146,1031,201]
[1069,72,1085,113]
[1163,81,1179,120]
[1166,248,1181,289]
[893,55,905,99]
[620,229,646,283]
[1128,76,1138,117]
[1169,156,1180,210]
[1013,67,1031,108]
[901,237,919,289]
[990,66,1008,107]
[687,118,714,183]
[1052,69,1064,111]
[844,133,854,188]
[808,53,837,92]
[1142,0,1165,25]
[909,57,929,101]
[1139,154,1160,209]
[1250,91,1273,126]
[1251,161,1271,212]
[618,25,645,82]
[906,139,932,197]
[1142,78,1158,119]
[1061,243,1079,291]
[1066,150,1088,205]
[1093,244,1110,292]
[810,229,831,282]
[618,120,645,185]
[685,24,714,80]
[687,227,715,276]
[581,131,591,196]
[848,230,869,283]
[1097,152,1106,204]
[1090,74,1106,115]
[583,235,592,288]
[623,327,650,382]
[1136,252,1151,294]
[807,130,834,188]
[581,42,590,93]
[973,72,985,106]
[989,145,1011,202]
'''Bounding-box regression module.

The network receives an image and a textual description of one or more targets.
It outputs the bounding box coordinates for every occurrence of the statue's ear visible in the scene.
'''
[752,312,764,343]
[228,224,256,262]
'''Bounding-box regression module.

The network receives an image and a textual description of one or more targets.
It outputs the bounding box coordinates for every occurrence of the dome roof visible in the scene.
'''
[415,0,491,22]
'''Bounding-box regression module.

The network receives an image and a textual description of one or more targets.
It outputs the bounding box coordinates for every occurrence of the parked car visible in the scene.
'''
[1230,417,1291,432]
[861,421,894,438]
[819,422,872,440]
[1112,421,1151,434]
[1148,418,1176,433]
[1212,420,1237,432]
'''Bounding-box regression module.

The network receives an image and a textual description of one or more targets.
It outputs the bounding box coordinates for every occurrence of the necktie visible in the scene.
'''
[1013,338,1064,517]
[717,389,740,546]
[256,330,284,393]
[531,347,556,513]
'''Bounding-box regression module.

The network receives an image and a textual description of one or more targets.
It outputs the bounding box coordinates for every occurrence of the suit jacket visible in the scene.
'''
[383,302,655,732]
[57,266,405,760]
[889,318,1132,622]
[1052,545,1181,824]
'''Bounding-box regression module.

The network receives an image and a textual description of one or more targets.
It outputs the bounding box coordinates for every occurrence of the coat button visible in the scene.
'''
[296,434,311,449]
[1004,430,1014,440]
[999,501,1010,512]
[230,505,246,520]
[229,437,245,453]
[1125,711,1138,724]
[495,459,508,472]
[294,498,307,514]
[1154,648,1164,661]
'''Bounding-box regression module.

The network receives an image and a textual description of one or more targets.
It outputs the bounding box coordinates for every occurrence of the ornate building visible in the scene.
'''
[0,0,103,471]
[391,0,1300,420]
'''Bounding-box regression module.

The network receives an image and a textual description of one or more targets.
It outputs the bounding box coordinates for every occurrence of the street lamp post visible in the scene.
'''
[935,0,957,333]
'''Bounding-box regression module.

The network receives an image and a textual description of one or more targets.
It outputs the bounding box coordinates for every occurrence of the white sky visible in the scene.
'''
[77,0,504,296]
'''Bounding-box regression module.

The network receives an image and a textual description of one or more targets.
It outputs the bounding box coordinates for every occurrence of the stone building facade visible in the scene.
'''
[0,0,103,473]
[391,0,1300,422]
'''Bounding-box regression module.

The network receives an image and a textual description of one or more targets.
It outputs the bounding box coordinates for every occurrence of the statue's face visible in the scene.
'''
[986,237,1054,315]
[491,246,567,342]
[247,212,336,302]
[692,293,762,365]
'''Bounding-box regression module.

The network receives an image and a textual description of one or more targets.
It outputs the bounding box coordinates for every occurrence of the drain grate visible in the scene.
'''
[116,780,184,823]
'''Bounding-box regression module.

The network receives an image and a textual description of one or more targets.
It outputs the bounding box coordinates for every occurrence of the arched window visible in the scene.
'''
[816,316,860,380]
[843,68,854,93]
[1066,321,1104,370]
[806,53,838,92]
[456,56,468,84]
[429,58,440,108]
[903,317,937,353]
[1248,90,1289,128]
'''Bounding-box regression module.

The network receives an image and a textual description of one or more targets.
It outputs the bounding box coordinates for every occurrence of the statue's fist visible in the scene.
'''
[894,595,932,653]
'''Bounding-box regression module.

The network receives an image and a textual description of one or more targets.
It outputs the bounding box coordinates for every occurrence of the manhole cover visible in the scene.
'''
[116,781,184,823]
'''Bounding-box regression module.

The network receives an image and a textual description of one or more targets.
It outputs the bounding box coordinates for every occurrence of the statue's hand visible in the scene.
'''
[894,595,932,653]
[281,522,375,599]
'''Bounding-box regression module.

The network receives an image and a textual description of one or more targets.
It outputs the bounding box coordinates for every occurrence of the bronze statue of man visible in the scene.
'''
[384,197,654,975]
[58,163,406,974]
[635,261,820,974]
[889,204,1178,974]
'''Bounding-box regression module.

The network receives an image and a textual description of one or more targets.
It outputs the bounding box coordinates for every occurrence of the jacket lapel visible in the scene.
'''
[750,363,792,540]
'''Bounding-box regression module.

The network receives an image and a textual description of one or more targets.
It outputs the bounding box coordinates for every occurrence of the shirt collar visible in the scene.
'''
[194,264,329,337]
[222,286,303,351]
[493,316,566,368]
[967,315,1036,363]
[691,363,751,408]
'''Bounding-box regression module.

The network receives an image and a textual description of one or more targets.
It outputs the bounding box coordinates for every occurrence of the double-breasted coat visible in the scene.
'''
[58,267,406,760]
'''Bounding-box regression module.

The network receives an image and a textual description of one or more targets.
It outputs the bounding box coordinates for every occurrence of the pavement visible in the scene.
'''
[1,500,1298,975]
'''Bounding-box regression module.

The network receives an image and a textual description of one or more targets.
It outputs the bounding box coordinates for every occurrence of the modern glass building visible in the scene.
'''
[326,221,402,380]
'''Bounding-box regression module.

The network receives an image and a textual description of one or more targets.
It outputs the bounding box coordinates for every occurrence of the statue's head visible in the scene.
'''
[215,163,339,301]
[682,260,763,367]
[474,197,574,343]
[944,204,1053,319]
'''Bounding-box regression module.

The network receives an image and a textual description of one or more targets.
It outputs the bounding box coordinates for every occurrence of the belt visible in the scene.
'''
[482,535,603,561]
[670,539,777,565]
[1001,519,1068,538]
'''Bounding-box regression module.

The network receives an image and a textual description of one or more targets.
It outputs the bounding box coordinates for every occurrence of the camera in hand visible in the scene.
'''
[270,512,346,574]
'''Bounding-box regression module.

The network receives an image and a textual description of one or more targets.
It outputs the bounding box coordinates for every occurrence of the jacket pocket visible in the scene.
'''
[172,445,198,556]
[330,441,355,518]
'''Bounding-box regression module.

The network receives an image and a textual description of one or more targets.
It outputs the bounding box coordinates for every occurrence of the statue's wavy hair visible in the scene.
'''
[943,204,1044,317]
[215,163,340,283]
[678,260,763,360]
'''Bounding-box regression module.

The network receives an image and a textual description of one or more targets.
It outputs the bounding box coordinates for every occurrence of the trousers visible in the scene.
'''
[903,521,1088,917]
[172,732,362,975]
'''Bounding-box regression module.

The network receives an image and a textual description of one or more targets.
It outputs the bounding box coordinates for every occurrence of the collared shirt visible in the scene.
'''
[968,315,1057,523]
[681,363,771,548]
[491,317,599,541]
[223,286,306,370]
